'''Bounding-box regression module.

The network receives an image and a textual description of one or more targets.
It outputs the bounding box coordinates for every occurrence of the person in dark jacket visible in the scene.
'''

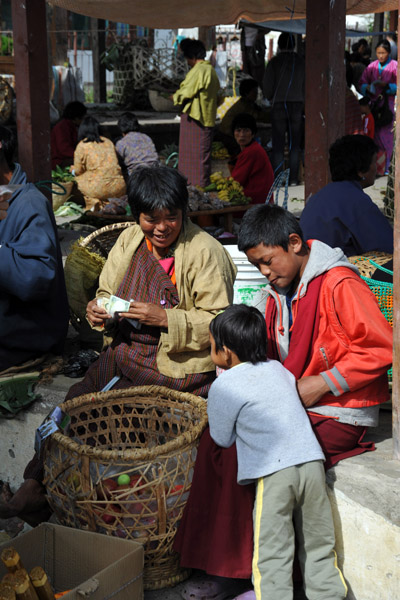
[0,125,69,372]
[263,32,305,185]
[300,135,393,257]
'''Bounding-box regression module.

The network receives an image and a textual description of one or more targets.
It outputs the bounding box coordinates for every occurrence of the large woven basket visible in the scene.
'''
[43,385,207,590]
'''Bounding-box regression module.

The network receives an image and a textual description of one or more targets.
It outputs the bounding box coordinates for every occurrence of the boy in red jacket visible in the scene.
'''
[239,204,392,464]
[174,204,392,592]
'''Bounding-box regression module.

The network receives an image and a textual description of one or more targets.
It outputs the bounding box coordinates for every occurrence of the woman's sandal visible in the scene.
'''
[181,576,246,600]
[231,592,255,600]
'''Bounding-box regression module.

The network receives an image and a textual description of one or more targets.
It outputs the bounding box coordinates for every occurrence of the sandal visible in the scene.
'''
[181,576,241,600]
[232,592,255,600]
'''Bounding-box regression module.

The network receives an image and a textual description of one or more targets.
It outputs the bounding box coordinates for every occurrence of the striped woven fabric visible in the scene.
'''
[67,241,214,401]
[178,113,214,187]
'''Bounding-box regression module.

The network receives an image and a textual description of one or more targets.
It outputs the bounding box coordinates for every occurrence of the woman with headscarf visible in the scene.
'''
[359,39,397,174]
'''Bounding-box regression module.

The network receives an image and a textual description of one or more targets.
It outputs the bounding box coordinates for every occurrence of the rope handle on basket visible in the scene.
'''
[35,180,69,195]
[367,258,393,276]
[165,152,179,168]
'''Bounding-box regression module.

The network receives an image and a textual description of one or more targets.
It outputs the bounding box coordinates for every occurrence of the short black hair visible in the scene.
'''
[127,164,188,222]
[329,135,378,181]
[0,125,16,169]
[118,112,140,134]
[78,116,102,143]
[62,101,87,120]
[278,32,295,51]
[239,78,259,98]
[359,96,371,107]
[376,39,391,54]
[181,39,206,60]
[238,204,304,253]
[231,113,257,135]
[210,304,267,364]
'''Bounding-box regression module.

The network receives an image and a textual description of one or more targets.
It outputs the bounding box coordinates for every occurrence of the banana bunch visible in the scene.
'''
[212,142,230,160]
[204,173,251,206]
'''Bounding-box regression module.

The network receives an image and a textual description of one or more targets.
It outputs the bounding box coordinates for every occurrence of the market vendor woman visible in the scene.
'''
[0,165,236,523]
[173,39,220,187]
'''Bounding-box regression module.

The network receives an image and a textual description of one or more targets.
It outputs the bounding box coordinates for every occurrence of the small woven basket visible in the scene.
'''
[349,253,393,383]
[43,385,208,590]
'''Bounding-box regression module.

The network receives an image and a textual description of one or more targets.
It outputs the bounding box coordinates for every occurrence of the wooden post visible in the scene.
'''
[389,10,398,33]
[304,0,346,200]
[11,0,51,185]
[392,9,400,461]
[372,12,385,57]
[91,18,107,103]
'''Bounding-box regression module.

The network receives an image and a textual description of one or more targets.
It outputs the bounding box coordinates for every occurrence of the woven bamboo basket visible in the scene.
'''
[348,252,393,383]
[43,385,208,590]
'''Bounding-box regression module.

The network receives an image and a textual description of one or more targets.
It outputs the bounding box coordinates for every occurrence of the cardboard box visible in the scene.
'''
[0,523,143,600]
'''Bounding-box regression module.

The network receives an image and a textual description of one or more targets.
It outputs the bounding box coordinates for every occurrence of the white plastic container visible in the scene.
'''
[224,245,266,305]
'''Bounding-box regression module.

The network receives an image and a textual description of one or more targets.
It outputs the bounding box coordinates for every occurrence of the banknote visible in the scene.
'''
[97,295,131,317]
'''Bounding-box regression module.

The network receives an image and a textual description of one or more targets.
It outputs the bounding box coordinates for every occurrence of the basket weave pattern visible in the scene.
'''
[44,386,208,589]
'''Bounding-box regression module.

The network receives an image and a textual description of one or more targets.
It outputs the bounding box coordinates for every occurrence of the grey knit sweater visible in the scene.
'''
[207,360,324,484]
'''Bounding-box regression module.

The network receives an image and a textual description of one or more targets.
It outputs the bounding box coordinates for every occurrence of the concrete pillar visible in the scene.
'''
[392,8,400,461]
[304,0,346,200]
[11,0,51,184]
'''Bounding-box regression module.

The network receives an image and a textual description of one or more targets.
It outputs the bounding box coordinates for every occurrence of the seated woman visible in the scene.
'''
[215,78,269,158]
[115,111,158,178]
[230,113,274,204]
[0,165,236,524]
[73,116,126,210]
[51,101,87,170]
[300,134,393,257]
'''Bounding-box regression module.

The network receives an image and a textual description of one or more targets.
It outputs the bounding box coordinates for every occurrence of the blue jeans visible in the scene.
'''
[271,101,304,184]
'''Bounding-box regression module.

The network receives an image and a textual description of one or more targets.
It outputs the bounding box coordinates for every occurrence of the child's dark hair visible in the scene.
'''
[238,204,305,253]
[78,116,103,143]
[231,113,257,135]
[239,78,259,98]
[359,96,371,107]
[127,164,188,222]
[210,305,267,364]
[118,112,140,134]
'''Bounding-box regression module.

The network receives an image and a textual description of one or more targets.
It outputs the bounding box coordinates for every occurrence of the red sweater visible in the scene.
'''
[231,140,274,204]
[51,118,78,170]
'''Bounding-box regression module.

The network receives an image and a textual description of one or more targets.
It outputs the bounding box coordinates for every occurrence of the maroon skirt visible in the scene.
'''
[173,417,375,578]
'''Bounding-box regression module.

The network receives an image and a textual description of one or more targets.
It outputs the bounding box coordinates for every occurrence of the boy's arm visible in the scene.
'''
[300,277,393,402]
[207,382,240,448]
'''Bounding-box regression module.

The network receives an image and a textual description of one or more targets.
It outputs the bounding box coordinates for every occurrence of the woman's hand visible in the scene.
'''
[296,375,330,408]
[119,301,168,328]
[86,299,110,326]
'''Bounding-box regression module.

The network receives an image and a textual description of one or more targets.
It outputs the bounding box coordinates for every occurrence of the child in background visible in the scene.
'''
[115,112,158,177]
[207,304,347,600]
[359,97,375,139]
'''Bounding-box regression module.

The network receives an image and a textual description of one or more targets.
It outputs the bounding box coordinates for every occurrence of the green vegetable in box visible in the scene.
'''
[205,172,251,206]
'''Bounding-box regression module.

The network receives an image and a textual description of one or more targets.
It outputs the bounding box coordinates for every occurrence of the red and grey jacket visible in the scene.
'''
[303,266,392,409]
[260,240,393,412]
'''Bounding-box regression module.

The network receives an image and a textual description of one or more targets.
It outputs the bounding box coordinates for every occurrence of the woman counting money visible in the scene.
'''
[0,165,236,524]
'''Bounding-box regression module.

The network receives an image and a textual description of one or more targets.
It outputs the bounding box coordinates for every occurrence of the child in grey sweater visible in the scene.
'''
[208,304,347,600]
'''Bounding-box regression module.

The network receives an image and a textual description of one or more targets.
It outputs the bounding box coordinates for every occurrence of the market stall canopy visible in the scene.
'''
[239,19,395,37]
[48,0,399,28]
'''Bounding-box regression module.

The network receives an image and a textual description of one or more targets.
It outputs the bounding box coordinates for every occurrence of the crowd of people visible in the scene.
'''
[0,32,396,600]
